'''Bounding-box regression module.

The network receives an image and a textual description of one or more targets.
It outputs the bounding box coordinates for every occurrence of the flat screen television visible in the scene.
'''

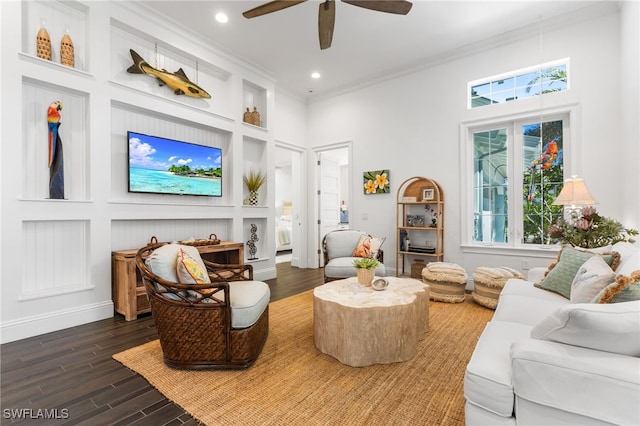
[127,131,222,197]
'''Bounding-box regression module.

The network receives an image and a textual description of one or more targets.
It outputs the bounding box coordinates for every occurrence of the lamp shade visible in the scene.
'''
[552,176,597,206]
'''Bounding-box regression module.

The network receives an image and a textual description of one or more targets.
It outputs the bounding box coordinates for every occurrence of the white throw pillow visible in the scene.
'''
[531,300,640,357]
[612,241,640,275]
[570,255,616,303]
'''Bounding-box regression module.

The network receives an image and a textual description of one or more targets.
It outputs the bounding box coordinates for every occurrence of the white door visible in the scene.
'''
[319,152,341,239]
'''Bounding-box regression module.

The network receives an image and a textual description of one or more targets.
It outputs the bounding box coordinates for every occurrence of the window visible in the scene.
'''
[464,112,571,248]
[469,60,569,108]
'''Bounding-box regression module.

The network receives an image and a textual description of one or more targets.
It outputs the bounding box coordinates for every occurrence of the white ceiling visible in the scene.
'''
[142,0,602,101]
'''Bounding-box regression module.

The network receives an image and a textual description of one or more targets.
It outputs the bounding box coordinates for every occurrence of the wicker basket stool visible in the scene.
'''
[421,262,468,303]
[472,266,524,309]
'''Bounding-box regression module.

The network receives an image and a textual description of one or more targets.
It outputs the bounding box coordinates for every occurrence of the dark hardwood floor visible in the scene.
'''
[0,262,324,426]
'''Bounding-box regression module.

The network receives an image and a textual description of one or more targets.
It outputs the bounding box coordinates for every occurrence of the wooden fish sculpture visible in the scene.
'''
[126,49,211,99]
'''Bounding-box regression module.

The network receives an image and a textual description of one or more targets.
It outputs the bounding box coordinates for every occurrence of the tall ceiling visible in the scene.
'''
[142,0,602,100]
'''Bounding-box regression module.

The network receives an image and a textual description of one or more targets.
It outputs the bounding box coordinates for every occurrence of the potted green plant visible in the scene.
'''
[243,170,267,206]
[547,206,638,248]
[353,257,380,287]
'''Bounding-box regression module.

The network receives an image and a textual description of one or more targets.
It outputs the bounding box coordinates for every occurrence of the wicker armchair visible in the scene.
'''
[135,242,269,369]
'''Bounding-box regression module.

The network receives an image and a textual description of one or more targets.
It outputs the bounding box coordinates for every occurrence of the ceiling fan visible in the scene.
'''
[243,0,413,50]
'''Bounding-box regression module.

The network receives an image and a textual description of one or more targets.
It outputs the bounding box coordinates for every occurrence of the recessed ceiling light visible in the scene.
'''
[215,13,228,23]
[311,72,321,79]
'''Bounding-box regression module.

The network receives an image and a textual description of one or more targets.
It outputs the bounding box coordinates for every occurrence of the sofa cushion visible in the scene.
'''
[511,339,640,426]
[593,270,640,304]
[612,241,640,275]
[530,300,640,356]
[464,321,534,418]
[494,293,568,326]
[569,255,616,303]
[535,246,619,299]
[325,257,386,278]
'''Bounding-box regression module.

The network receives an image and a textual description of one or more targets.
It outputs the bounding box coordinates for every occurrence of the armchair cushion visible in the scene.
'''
[177,248,211,284]
[352,235,386,259]
[324,256,386,278]
[213,281,270,329]
[146,243,205,283]
[325,230,364,260]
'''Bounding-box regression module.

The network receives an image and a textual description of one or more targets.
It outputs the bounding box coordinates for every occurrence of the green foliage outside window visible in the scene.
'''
[521,120,564,244]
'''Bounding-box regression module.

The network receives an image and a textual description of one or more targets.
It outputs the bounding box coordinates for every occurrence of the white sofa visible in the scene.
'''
[464,242,640,426]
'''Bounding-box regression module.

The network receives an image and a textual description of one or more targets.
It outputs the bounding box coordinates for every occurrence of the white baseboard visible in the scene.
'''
[254,266,277,282]
[0,301,114,344]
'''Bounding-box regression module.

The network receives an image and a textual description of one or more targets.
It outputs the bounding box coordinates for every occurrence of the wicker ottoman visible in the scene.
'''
[421,262,467,303]
[472,266,524,309]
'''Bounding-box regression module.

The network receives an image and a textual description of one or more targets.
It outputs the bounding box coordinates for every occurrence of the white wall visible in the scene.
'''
[0,1,279,343]
[305,3,637,280]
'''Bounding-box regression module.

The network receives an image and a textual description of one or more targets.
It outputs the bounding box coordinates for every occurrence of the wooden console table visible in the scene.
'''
[112,241,245,321]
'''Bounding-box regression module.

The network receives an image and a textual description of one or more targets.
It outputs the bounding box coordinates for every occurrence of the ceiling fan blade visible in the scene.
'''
[342,0,412,15]
[318,1,336,50]
[243,0,307,19]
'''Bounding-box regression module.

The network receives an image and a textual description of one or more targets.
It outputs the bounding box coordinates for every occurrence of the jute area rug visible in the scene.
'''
[113,290,493,426]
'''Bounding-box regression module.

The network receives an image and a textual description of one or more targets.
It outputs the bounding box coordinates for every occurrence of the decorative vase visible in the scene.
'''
[60,33,74,67]
[36,27,51,61]
[357,268,375,287]
[249,190,259,206]
[251,107,261,127]
[243,107,252,124]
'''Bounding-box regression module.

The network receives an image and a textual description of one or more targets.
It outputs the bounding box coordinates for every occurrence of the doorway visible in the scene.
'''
[315,144,351,267]
[274,143,305,268]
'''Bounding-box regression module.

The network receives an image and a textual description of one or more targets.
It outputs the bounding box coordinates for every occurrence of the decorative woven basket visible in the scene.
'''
[148,234,221,247]
[411,259,426,279]
[472,266,524,309]
[421,262,467,303]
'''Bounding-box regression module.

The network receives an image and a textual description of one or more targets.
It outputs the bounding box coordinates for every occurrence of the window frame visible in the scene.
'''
[459,103,582,256]
[468,58,570,109]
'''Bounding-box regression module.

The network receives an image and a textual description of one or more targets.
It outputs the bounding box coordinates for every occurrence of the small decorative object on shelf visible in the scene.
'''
[36,26,52,60]
[251,106,261,126]
[243,107,253,124]
[47,101,64,199]
[353,257,379,287]
[247,223,259,260]
[243,170,266,206]
[60,32,74,67]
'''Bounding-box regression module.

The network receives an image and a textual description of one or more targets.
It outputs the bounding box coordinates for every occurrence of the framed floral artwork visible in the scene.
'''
[363,170,390,194]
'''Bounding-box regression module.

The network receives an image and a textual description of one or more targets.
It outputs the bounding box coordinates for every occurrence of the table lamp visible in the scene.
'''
[552,176,597,222]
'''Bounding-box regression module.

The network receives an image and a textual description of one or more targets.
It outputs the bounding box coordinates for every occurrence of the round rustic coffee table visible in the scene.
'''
[313,277,429,367]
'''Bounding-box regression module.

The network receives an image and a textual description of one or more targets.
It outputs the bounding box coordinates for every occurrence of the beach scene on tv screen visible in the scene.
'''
[128,132,222,196]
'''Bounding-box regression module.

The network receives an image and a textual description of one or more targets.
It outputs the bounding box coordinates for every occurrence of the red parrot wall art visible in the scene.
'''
[48,100,64,199]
